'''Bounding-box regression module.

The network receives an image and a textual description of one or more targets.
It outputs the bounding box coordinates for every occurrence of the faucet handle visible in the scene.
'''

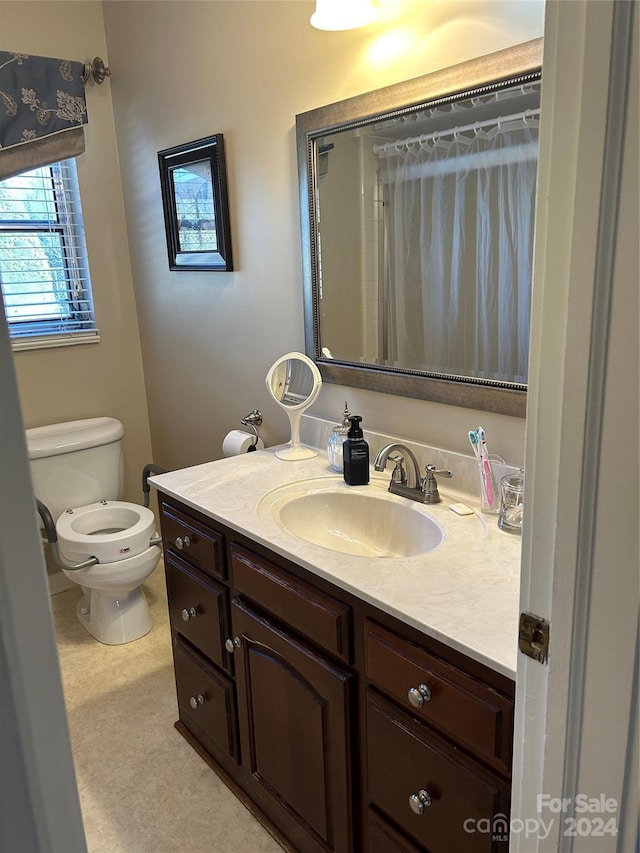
[389,454,407,485]
[424,464,452,480]
[421,464,452,504]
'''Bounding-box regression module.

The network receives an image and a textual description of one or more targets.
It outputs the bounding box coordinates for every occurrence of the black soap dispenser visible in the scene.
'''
[343,415,370,486]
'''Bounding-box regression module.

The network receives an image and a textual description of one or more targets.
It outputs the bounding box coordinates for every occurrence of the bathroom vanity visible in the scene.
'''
[151,450,521,853]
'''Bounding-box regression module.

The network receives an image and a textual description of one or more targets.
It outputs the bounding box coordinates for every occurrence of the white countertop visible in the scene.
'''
[150,448,522,680]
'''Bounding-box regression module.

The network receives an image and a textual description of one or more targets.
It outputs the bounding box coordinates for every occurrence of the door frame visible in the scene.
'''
[512,1,638,849]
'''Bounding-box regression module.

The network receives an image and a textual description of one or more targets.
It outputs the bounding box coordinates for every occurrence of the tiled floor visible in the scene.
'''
[51,564,284,853]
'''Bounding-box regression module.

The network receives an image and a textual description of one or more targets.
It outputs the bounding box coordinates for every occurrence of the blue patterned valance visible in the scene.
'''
[0,51,88,150]
[0,51,89,180]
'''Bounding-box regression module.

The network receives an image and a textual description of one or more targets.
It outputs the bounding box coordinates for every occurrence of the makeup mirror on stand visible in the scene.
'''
[266,352,322,460]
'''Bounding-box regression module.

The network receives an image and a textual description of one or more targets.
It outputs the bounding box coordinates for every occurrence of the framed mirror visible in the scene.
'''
[296,39,543,417]
[158,134,233,271]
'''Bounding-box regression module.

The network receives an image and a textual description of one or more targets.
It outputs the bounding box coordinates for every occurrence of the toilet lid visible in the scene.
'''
[56,501,156,564]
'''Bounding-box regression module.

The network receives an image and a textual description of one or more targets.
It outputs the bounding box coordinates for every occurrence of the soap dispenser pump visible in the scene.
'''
[327,401,350,473]
[343,415,370,486]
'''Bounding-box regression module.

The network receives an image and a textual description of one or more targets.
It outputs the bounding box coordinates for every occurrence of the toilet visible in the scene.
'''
[26,417,161,645]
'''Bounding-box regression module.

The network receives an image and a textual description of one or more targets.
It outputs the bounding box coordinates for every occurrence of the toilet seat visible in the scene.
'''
[56,500,156,564]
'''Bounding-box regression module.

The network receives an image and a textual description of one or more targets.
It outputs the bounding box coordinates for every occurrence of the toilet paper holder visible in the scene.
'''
[240,409,262,450]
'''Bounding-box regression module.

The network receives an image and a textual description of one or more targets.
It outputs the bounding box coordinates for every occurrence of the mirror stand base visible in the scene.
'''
[275,444,318,461]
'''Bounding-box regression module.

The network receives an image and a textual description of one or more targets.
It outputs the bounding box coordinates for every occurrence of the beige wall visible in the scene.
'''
[103,0,543,471]
[2,1,544,481]
[0,1,152,503]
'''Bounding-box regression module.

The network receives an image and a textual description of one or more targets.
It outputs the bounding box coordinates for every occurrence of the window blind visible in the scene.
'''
[0,159,98,345]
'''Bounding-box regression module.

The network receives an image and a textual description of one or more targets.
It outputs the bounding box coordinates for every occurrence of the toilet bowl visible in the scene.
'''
[57,500,161,645]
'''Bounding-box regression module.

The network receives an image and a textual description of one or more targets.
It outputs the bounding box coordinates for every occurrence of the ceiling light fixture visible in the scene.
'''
[310,0,378,31]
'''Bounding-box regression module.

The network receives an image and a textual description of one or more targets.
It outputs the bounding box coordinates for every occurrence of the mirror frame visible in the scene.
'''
[158,134,233,272]
[296,38,543,418]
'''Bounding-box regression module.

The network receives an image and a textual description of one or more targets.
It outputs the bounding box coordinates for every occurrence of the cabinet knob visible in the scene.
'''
[175,535,191,550]
[408,683,432,708]
[181,607,197,622]
[224,636,241,654]
[409,789,432,815]
[189,694,205,710]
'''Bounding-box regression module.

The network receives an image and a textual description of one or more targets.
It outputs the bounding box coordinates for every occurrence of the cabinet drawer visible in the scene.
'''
[161,503,225,580]
[365,620,513,773]
[230,544,352,662]
[367,808,425,853]
[366,690,510,853]
[166,554,230,671]
[173,636,238,762]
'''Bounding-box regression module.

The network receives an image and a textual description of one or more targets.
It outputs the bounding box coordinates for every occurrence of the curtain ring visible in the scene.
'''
[474,121,481,136]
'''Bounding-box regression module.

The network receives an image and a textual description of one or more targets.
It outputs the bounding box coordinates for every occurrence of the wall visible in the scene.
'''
[102,0,544,472]
[0,1,152,508]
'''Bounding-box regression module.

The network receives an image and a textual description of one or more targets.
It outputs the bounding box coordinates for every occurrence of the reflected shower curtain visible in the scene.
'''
[379,124,538,382]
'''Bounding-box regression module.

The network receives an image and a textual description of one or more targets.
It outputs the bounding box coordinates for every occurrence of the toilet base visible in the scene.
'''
[76,585,153,645]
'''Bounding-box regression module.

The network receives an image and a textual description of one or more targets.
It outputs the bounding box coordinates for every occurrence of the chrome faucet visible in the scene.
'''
[373,443,452,504]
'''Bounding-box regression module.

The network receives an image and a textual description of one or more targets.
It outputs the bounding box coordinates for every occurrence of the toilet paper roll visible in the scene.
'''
[222,430,265,457]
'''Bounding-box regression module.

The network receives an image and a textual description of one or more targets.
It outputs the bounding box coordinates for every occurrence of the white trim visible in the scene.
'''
[11,330,100,351]
[513,1,638,849]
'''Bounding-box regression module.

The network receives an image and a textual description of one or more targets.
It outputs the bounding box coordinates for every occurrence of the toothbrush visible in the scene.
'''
[469,430,488,503]
[468,429,481,460]
[477,426,494,505]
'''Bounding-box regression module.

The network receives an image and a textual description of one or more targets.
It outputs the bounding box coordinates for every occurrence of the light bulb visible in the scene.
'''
[310,0,378,32]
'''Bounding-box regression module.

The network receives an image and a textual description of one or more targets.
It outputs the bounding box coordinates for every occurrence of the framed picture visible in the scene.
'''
[158,134,233,271]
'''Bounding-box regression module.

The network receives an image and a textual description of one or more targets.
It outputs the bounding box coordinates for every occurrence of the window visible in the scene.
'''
[0,159,98,349]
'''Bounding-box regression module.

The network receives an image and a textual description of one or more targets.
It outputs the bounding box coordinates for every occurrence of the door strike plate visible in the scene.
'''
[519,613,550,664]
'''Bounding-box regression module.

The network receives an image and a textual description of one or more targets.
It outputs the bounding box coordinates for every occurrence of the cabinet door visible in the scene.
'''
[231,598,353,853]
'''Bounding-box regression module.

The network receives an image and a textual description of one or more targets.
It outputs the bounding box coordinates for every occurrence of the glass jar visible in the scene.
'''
[498,469,525,534]
[327,402,350,473]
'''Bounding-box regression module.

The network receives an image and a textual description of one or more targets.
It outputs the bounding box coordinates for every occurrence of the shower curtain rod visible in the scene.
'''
[374,107,540,156]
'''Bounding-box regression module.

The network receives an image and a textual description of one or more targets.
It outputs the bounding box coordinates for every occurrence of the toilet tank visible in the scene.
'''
[26,418,125,522]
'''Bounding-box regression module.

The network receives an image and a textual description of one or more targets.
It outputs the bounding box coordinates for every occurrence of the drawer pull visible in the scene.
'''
[409,789,432,815]
[189,694,205,710]
[408,683,432,708]
[175,535,191,551]
[224,636,241,654]
[181,607,198,622]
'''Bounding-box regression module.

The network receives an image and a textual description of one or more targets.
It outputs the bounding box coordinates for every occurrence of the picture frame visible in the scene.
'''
[158,134,233,271]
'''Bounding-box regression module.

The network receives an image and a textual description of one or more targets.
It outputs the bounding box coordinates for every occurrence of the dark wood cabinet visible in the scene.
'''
[157,494,515,853]
[231,597,353,853]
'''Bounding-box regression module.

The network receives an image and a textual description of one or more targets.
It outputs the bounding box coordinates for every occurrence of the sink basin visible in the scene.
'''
[258,479,444,558]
